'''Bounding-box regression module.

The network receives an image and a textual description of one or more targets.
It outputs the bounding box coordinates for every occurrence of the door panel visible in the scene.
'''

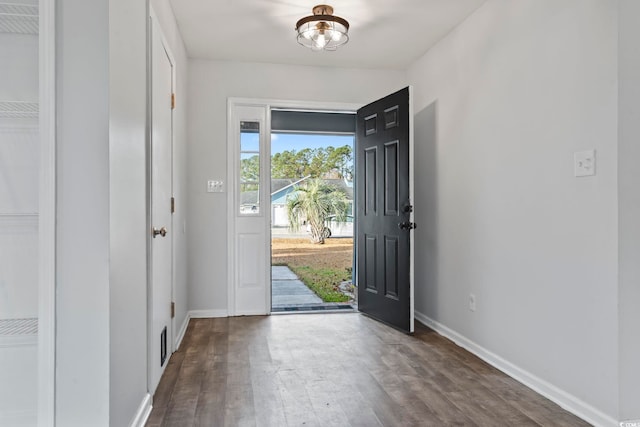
[149,14,174,394]
[228,106,270,316]
[356,87,414,333]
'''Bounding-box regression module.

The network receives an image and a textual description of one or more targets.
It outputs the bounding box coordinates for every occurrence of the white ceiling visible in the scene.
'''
[168,0,487,69]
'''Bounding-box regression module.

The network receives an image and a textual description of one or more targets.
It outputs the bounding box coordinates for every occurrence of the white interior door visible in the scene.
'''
[227,103,271,316]
[148,11,174,395]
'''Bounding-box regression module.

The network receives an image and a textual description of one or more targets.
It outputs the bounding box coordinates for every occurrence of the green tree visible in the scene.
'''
[271,145,353,179]
[240,155,260,190]
[271,151,298,178]
[286,179,349,244]
[325,145,353,180]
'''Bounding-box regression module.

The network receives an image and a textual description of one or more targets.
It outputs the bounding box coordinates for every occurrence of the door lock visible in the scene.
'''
[398,222,417,230]
[152,226,167,238]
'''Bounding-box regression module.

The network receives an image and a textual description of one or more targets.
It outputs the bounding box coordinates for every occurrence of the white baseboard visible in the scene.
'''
[234,310,269,316]
[129,393,152,427]
[175,313,190,350]
[414,311,618,427]
[189,309,229,318]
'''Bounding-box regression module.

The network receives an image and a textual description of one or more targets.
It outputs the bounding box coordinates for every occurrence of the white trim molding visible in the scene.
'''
[174,312,190,350]
[129,393,152,427]
[38,0,56,424]
[414,311,618,427]
[189,309,229,319]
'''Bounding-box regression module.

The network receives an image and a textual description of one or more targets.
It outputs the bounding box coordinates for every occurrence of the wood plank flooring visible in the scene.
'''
[146,314,591,427]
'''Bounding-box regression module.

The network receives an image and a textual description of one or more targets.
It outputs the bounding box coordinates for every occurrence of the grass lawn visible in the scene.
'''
[272,237,353,303]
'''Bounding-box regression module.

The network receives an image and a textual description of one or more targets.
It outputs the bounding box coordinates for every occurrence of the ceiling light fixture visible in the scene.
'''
[295,4,349,51]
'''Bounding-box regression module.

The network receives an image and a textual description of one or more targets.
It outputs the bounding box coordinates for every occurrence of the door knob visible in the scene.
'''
[398,222,417,230]
[152,226,167,238]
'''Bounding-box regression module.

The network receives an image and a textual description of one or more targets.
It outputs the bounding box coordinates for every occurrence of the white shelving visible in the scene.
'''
[0,100,38,118]
[0,3,38,35]
[0,318,37,347]
[0,3,40,425]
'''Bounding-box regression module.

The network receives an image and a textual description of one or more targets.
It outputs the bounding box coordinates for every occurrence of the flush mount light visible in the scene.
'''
[295,4,349,51]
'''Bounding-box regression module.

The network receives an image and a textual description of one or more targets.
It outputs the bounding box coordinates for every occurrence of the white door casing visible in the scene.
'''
[227,104,270,316]
[38,0,56,422]
[148,9,174,395]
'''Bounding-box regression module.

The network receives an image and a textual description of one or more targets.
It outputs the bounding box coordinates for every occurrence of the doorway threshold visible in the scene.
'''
[271,302,355,314]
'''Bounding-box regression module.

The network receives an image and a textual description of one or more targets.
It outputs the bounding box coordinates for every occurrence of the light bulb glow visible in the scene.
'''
[315,33,326,48]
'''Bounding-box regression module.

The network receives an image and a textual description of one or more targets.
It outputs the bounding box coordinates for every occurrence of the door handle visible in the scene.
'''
[152,226,167,238]
[398,222,417,230]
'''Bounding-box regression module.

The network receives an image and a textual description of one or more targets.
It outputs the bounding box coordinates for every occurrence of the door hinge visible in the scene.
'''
[171,93,176,110]
[171,302,175,319]
[171,197,175,214]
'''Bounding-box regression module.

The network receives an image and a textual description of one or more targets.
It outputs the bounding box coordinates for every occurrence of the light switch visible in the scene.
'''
[574,150,596,177]
[207,180,224,193]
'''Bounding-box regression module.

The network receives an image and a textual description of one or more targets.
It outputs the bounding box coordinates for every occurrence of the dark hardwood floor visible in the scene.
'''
[146,314,590,427]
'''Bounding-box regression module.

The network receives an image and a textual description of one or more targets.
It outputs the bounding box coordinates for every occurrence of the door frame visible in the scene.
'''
[227,98,361,316]
[147,5,176,393]
[408,87,415,332]
[38,0,56,423]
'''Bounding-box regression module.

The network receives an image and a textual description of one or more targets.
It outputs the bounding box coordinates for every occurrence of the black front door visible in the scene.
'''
[356,87,414,333]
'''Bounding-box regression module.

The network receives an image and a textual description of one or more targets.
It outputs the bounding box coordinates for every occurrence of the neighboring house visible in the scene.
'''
[239,190,259,214]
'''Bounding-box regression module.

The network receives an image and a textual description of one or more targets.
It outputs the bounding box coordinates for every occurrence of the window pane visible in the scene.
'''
[240,121,260,214]
[240,183,259,214]
[241,122,260,152]
[240,153,260,183]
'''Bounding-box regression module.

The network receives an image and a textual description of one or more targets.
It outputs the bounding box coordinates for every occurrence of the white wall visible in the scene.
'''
[56,0,110,424]
[57,0,189,424]
[618,0,640,421]
[408,0,619,422]
[108,0,148,425]
[150,0,189,350]
[187,60,406,312]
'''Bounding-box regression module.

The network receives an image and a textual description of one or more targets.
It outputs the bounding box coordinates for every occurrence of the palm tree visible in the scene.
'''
[286,178,349,244]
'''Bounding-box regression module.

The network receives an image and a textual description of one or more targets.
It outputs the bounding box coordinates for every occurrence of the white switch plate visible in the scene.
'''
[574,150,596,177]
[207,180,224,193]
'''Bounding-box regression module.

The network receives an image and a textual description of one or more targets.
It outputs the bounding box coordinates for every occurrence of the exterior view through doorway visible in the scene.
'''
[228,90,414,332]
[266,111,357,313]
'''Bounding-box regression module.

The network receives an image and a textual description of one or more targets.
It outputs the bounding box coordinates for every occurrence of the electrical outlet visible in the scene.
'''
[574,150,596,177]
[469,294,476,312]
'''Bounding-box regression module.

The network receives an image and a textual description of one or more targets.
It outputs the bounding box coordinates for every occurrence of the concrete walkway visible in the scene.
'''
[271,266,322,307]
[271,266,355,312]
